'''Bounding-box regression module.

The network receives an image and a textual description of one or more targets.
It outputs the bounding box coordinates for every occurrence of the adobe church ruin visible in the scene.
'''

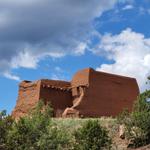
[12,68,139,119]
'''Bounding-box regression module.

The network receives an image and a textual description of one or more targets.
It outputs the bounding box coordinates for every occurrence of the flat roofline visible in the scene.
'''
[75,67,136,80]
[95,70,136,80]
[41,79,70,83]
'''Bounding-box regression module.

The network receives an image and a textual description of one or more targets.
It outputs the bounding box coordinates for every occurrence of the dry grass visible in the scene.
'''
[51,117,150,150]
[51,117,130,150]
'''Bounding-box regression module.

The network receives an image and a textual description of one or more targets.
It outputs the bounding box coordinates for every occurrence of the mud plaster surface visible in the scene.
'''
[12,68,139,119]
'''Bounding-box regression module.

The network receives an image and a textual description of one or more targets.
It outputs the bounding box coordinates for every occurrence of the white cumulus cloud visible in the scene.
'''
[3,72,20,81]
[0,0,118,80]
[95,28,150,91]
[122,4,134,10]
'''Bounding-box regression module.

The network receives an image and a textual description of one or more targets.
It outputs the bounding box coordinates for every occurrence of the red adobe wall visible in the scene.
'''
[73,68,140,117]
[71,68,89,87]
[12,80,41,119]
[12,68,140,119]
[40,80,72,117]
[12,79,73,118]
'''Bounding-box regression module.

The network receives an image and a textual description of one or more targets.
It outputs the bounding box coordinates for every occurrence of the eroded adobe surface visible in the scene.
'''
[12,68,140,119]
[12,80,41,119]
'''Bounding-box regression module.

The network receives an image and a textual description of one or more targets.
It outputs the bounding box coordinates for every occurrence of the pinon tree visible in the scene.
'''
[120,77,150,148]
[6,101,53,150]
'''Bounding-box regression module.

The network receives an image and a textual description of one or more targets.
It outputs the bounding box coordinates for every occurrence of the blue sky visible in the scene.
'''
[0,0,150,114]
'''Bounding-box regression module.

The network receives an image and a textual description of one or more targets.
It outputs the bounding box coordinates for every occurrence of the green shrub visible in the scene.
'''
[0,110,14,150]
[118,89,150,148]
[74,120,112,150]
[117,108,130,125]
[6,101,53,150]
[38,124,73,150]
[6,101,73,150]
[1,102,113,150]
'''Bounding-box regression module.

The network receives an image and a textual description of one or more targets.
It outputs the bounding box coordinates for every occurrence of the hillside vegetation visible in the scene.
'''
[0,78,150,150]
[0,102,114,150]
